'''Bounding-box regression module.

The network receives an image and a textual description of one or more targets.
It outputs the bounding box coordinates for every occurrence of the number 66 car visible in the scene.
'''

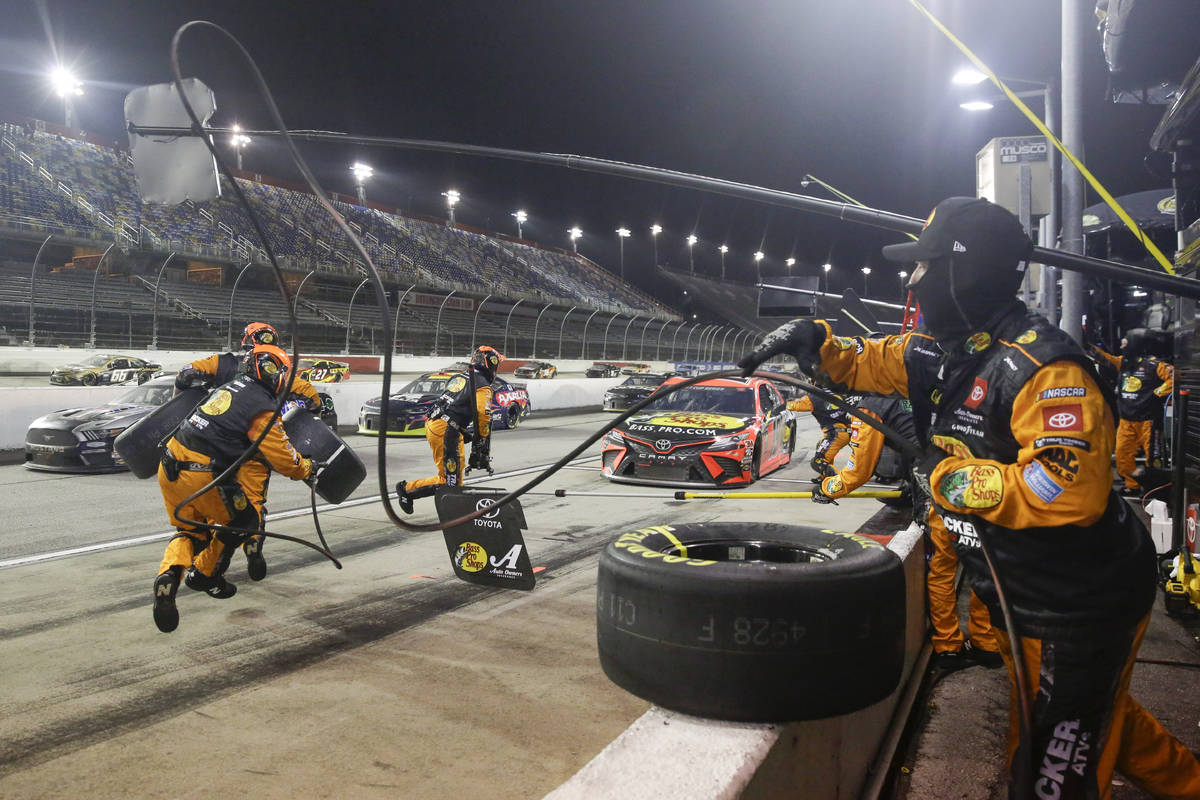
[49,354,161,386]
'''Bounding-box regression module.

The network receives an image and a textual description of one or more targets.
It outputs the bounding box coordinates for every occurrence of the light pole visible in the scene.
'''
[753,251,764,281]
[50,67,82,129]
[861,266,871,296]
[443,189,460,226]
[350,162,373,205]
[568,226,582,253]
[719,245,728,279]
[686,234,698,274]
[616,227,631,280]
[822,262,832,294]
[513,209,527,238]
[230,125,251,171]
[650,224,662,266]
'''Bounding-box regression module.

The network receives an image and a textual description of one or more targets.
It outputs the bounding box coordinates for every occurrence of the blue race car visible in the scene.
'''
[357,372,532,436]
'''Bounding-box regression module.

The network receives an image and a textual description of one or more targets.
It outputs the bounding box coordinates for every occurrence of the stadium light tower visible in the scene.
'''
[568,226,583,253]
[718,244,728,279]
[650,224,662,266]
[785,257,796,271]
[616,227,631,280]
[513,209,528,238]
[753,251,765,281]
[443,189,460,225]
[350,162,373,205]
[861,265,872,296]
[49,67,83,129]
[822,262,832,294]
[686,234,698,273]
[898,270,909,299]
[230,124,252,171]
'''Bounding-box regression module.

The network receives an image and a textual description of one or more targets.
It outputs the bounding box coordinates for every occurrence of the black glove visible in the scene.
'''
[304,458,330,485]
[466,436,493,475]
[811,480,837,505]
[911,448,946,502]
[738,319,825,377]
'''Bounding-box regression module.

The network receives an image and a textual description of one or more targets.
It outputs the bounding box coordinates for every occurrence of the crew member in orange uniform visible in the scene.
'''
[1091,333,1173,493]
[152,345,314,633]
[786,392,853,476]
[739,197,1200,799]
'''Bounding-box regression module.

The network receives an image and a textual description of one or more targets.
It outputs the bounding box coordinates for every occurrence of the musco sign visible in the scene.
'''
[435,486,536,590]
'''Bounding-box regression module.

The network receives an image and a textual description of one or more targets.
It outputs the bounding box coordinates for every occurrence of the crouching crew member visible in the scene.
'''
[786,392,854,477]
[396,346,501,514]
[174,321,322,581]
[739,197,1200,798]
[152,344,313,633]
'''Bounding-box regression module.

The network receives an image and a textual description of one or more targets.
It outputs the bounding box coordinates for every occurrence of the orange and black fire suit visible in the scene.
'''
[808,306,1200,799]
[176,352,323,557]
[787,393,852,470]
[406,368,493,493]
[157,375,312,581]
[1093,347,1173,490]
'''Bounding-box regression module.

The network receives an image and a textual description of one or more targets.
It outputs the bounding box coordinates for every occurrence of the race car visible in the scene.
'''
[297,358,351,383]
[49,354,161,386]
[26,375,177,472]
[357,372,532,436]
[513,360,557,379]
[602,372,673,412]
[601,376,795,487]
[585,362,623,378]
[620,362,652,375]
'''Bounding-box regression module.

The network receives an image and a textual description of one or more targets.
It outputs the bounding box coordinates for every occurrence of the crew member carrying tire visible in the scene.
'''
[1091,333,1173,495]
[396,345,501,514]
[173,321,323,581]
[152,344,315,634]
[738,197,1200,798]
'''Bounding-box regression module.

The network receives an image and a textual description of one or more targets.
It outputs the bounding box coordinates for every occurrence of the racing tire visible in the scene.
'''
[81,373,97,386]
[506,405,522,429]
[596,521,905,722]
[137,372,150,385]
[750,441,763,481]
[786,421,797,457]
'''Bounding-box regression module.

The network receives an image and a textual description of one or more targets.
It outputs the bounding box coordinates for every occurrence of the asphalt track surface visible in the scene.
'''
[0,409,888,799]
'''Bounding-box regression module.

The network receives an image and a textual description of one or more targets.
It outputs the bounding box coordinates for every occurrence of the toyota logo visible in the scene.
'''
[969,385,984,402]
[475,498,500,519]
[655,439,672,452]
[1047,412,1077,429]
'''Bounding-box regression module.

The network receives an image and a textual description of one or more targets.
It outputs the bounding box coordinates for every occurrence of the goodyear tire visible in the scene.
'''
[506,404,522,429]
[81,373,97,386]
[596,522,905,722]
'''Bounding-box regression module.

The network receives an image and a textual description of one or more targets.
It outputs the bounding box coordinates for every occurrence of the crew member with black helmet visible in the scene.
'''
[152,344,314,633]
[1091,332,1173,495]
[173,321,324,581]
[738,197,1200,798]
[396,345,501,514]
[787,392,854,477]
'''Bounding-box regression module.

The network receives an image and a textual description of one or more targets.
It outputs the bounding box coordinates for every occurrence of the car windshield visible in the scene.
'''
[643,385,755,415]
[113,382,174,406]
[396,378,448,396]
[623,375,664,387]
[299,360,319,369]
[80,355,112,367]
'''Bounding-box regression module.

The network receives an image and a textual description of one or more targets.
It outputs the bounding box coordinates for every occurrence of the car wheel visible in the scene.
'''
[786,421,797,456]
[137,372,150,385]
[750,441,763,480]
[596,521,905,722]
[506,404,522,429]
[81,373,97,386]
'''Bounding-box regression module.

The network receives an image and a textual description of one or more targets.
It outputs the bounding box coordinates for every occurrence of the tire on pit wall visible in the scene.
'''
[596,521,905,723]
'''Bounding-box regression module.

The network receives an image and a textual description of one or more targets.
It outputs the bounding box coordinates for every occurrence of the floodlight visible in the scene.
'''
[719,245,728,254]
[861,266,871,275]
[960,101,995,112]
[514,210,528,223]
[50,67,83,97]
[753,251,764,261]
[351,162,374,182]
[686,234,698,246]
[823,263,832,272]
[952,68,989,85]
[444,189,460,207]
[785,257,796,267]
[568,226,582,239]
[616,227,631,238]
[650,224,662,236]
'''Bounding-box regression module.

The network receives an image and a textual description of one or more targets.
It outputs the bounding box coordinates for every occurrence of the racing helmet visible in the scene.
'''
[241,321,279,351]
[471,345,502,381]
[242,344,292,394]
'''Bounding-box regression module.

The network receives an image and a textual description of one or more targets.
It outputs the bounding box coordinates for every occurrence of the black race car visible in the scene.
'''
[585,362,623,378]
[357,372,532,436]
[26,376,177,472]
[602,372,672,412]
[513,360,558,379]
[49,354,161,386]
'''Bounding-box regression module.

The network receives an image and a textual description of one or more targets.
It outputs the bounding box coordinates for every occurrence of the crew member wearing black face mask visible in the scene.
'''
[737,197,1199,799]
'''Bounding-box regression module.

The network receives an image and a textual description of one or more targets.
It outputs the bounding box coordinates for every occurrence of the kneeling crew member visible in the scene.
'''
[786,392,854,477]
[396,345,501,514]
[174,321,322,581]
[152,344,314,633]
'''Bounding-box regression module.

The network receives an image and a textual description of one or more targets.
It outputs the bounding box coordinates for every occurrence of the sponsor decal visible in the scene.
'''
[1121,376,1143,393]
[955,408,983,422]
[1016,329,1038,345]
[1033,436,1091,452]
[641,412,745,431]
[949,422,985,438]
[964,377,988,409]
[943,516,980,547]
[833,336,855,350]
[1003,356,1019,371]
[845,458,856,468]
[446,457,458,473]
[1036,720,1092,799]
[613,526,717,566]
[931,435,974,459]
[965,332,992,354]
[233,493,248,511]
[1040,448,1079,483]
[199,389,233,416]
[487,544,526,579]
[930,389,943,405]
[1039,386,1086,400]
[454,541,488,572]
[655,439,672,452]
[827,476,844,494]
[1042,405,1083,431]
[447,375,467,392]
[1023,460,1064,503]
[850,427,861,442]
[940,464,1003,509]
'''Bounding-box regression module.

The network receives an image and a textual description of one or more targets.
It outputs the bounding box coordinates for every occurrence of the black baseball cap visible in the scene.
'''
[881,196,1032,268]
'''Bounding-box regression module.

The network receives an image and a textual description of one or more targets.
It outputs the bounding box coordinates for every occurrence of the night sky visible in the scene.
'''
[0,0,1172,301]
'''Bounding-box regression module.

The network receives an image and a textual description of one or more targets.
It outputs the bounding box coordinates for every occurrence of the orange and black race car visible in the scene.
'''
[297,358,351,383]
[601,376,795,487]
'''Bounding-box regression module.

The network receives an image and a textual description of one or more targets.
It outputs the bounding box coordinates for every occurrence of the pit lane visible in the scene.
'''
[0,409,891,799]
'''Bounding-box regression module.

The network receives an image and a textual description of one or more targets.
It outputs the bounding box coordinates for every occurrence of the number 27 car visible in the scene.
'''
[600,376,795,487]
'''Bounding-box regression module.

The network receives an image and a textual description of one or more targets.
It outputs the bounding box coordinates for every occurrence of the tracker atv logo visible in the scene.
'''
[943,517,980,547]
[1035,720,1091,799]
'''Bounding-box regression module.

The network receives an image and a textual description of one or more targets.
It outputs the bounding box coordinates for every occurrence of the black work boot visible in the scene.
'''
[184,567,238,599]
[396,480,414,514]
[243,536,267,581]
[152,567,182,633]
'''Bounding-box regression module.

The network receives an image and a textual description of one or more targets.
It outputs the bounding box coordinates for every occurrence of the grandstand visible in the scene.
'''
[0,118,708,359]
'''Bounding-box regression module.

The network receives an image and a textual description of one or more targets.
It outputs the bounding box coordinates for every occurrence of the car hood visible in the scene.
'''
[619,411,752,440]
[31,402,158,430]
[362,392,439,412]
[606,386,656,397]
[51,364,92,374]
